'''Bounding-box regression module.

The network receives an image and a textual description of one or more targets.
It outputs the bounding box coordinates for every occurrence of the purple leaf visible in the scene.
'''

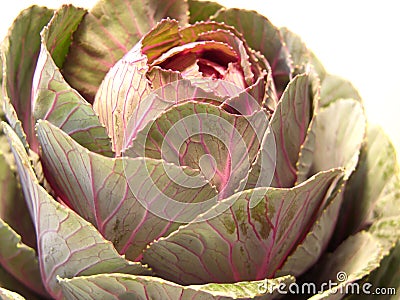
[246,74,313,189]
[276,179,344,277]
[62,0,189,102]
[122,79,227,151]
[146,66,183,89]
[3,123,149,299]
[32,5,113,157]
[36,121,218,261]
[93,46,151,156]
[126,101,268,198]
[143,169,344,284]
[211,8,292,97]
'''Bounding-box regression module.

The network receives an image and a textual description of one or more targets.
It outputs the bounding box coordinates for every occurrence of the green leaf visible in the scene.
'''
[0,130,36,248]
[32,5,113,157]
[332,125,399,245]
[276,180,344,277]
[62,0,188,102]
[369,217,400,250]
[147,66,182,89]
[248,74,312,189]
[141,19,181,63]
[59,273,294,300]
[3,123,149,299]
[122,78,227,151]
[297,99,366,183]
[92,42,151,156]
[279,27,326,80]
[349,241,400,300]
[41,5,86,68]
[1,5,54,148]
[188,0,224,23]
[127,101,267,197]
[0,287,25,300]
[374,174,400,218]
[211,8,291,96]
[0,219,46,297]
[36,120,218,260]
[319,74,362,107]
[0,266,42,300]
[305,232,386,300]
[143,169,343,285]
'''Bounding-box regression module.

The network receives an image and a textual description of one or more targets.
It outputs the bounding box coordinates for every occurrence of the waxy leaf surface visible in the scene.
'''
[0,219,46,297]
[36,121,218,260]
[33,5,113,157]
[59,273,294,300]
[332,125,399,245]
[1,6,54,149]
[211,8,291,96]
[297,99,365,183]
[276,181,344,277]
[4,123,149,298]
[143,169,343,285]
[62,0,188,101]
[247,74,312,189]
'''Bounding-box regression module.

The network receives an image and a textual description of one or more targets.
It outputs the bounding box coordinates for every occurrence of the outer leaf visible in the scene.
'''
[349,241,400,300]
[247,74,312,189]
[211,8,291,97]
[1,94,28,151]
[0,131,36,248]
[1,5,54,148]
[297,99,366,183]
[279,27,326,80]
[41,5,85,69]
[0,287,25,300]
[188,0,223,23]
[0,219,46,297]
[36,120,218,260]
[141,19,181,63]
[319,74,362,107]
[59,273,294,300]
[276,180,344,277]
[3,123,149,299]
[127,101,267,198]
[374,174,400,218]
[332,125,399,245]
[32,6,113,157]
[306,232,386,300]
[0,266,42,300]
[369,217,400,250]
[143,169,344,285]
[0,54,3,111]
[62,0,188,102]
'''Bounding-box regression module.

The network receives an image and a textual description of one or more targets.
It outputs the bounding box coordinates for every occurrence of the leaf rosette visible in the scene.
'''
[0,1,399,299]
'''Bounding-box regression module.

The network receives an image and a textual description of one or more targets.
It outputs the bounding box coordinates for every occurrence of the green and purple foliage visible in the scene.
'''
[0,1,399,299]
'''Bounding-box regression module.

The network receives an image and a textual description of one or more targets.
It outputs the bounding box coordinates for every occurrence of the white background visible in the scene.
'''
[1,0,399,160]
